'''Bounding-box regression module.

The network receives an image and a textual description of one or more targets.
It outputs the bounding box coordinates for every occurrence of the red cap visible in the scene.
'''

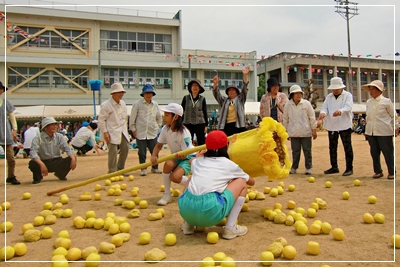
[206,130,228,150]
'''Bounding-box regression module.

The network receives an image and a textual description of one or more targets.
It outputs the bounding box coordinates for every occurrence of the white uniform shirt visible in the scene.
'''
[365,94,397,136]
[320,90,353,131]
[188,157,250,195]
[283,99,317,137]
[129,99,162,140]
[157,126,194,153]
[98,97,129,145]
[23,126,40,149]
[70,127,96,147]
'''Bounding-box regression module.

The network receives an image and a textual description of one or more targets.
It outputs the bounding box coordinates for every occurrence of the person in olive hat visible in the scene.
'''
[0,81,20,184]
[260,77,288,122]
[181,79,208,146]
[29,117,77,184]
[129,84,162,176]
[211,66,251,137]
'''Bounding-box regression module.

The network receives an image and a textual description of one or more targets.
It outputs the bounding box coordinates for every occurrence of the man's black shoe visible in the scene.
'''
[324,168,339,174]
[342,170,353,176]
[32,180,41,184]
[6,176,20,185]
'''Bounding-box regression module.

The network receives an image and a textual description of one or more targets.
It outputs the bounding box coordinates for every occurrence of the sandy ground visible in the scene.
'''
[1,131,399,267]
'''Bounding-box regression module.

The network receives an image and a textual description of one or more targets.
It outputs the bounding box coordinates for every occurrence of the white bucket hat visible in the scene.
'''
[289,85,303,95]
[160,103,183,116]
[328,77,346,90]
[110,83,126,94]
[41,117,61,130]
[361,80,385,92]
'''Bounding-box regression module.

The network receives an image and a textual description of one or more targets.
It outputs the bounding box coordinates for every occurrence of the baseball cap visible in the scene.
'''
[160,103,183,116]
[206,130,228,150]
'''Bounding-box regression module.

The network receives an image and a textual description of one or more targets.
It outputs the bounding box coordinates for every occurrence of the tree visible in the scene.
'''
[257,74,266,101]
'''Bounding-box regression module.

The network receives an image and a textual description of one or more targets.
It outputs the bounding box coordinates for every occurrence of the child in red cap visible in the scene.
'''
[178,130,255,239]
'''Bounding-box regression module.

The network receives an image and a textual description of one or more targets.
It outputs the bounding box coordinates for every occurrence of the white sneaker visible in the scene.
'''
[305,169,312,175]
[157,194,172,206]
[151,168,162,174]
[222,224,248,240]
[181,221,194,235]
[140,169,147,176]
[290,168,297,174]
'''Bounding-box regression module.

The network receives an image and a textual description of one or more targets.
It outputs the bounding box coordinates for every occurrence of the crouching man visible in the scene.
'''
[29,117,77,184]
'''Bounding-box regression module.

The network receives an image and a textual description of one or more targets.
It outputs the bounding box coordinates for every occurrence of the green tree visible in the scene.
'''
[257,74,266,101]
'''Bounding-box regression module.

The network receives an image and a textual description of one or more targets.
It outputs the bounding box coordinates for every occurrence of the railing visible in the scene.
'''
[1,0,177,19]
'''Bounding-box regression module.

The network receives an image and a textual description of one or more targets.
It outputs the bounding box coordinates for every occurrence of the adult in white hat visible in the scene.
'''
[29,117,77,184]
[283,85,317,175]
[98,83,130,173]
[317,77,354,176]
[0,81,20,184]
[362,80,398,179]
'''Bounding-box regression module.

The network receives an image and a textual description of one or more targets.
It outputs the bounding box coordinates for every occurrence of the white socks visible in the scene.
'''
[180,175,188,185]
[162,173,171,195]
[225,196,245,229]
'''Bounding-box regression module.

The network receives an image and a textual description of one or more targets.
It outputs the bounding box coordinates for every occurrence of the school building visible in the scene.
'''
[1,4,399,120]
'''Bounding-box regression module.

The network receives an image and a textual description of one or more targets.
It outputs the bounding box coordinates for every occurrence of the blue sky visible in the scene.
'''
[4,0,399,60]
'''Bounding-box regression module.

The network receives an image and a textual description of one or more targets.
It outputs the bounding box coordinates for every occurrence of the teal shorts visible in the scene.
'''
[178,188,235,227]
[173,155,194,175]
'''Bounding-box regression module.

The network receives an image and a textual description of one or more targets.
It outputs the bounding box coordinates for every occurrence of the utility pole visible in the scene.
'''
[334,0,359,95]
[98,49,102,104]
[188,54,192,80]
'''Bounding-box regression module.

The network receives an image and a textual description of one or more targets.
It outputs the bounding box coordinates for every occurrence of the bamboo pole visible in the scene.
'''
[46,130,254,196]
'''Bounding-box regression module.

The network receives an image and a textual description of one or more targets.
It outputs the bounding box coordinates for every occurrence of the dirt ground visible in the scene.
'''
[1,131,399,267]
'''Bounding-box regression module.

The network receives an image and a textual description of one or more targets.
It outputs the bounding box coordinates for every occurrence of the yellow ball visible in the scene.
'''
[391,234,400,249]
[41,226,54,239]
[288,184,295,192]
[0,246,15,260]
[139,200,148,209]
[2,202,11,210]
[282,245,296,260]
[86,253,100,267]
[22,192,31,200]
[306,241,320,255]
[325,181,332,188]
[110,235,124,247]
[368,195,377,204]
[353,179,361,186]
[13,243,27,256]
[221,256,235,267]
[213,252,227,263]
[332,228,345,241]
[373,213,385,224]
[260,251,274,266]
[207,232,219,244]
[139,232,151,245]
[201,257,215,267]
[43,202,53,210]
[0,221,13,232]
[165,233,177,246]
[119,222,130,233]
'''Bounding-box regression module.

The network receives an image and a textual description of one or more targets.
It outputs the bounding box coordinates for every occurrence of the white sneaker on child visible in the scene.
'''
[290,168,297,174]
[181,221,194,235]
[305,169,312,175]
[222,224,248,240]
[140,169,147,176]
[157,194,172,206]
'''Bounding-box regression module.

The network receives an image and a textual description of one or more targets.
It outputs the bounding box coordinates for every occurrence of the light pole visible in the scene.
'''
[334,0,359,94]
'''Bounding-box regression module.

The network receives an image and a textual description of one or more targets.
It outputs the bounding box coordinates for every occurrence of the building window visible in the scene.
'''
[102,68,172,89]
[8,27,88,50]
[100,30,172,53]
[311,69,323,85]
[204,71,243,91]
[182,71,197,90]
[8,67,88,89]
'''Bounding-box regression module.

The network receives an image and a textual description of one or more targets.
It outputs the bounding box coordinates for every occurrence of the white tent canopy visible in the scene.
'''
[14,104,169,120]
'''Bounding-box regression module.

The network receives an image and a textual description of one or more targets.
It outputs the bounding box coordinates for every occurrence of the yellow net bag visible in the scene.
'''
[228,117,292,180]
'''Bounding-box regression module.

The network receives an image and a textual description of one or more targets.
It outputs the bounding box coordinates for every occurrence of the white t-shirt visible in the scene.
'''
[188,157,250,195]
[23,126,40,149]
[71,127,96,147]
[157,126,194,153]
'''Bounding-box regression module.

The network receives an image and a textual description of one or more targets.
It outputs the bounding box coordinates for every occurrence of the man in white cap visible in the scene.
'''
[0,81,20,184]
[98,82,130,173]
[283,85,317,175]
[362,80,398,179]
[317,77,354,176]
[29,117,77,184]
